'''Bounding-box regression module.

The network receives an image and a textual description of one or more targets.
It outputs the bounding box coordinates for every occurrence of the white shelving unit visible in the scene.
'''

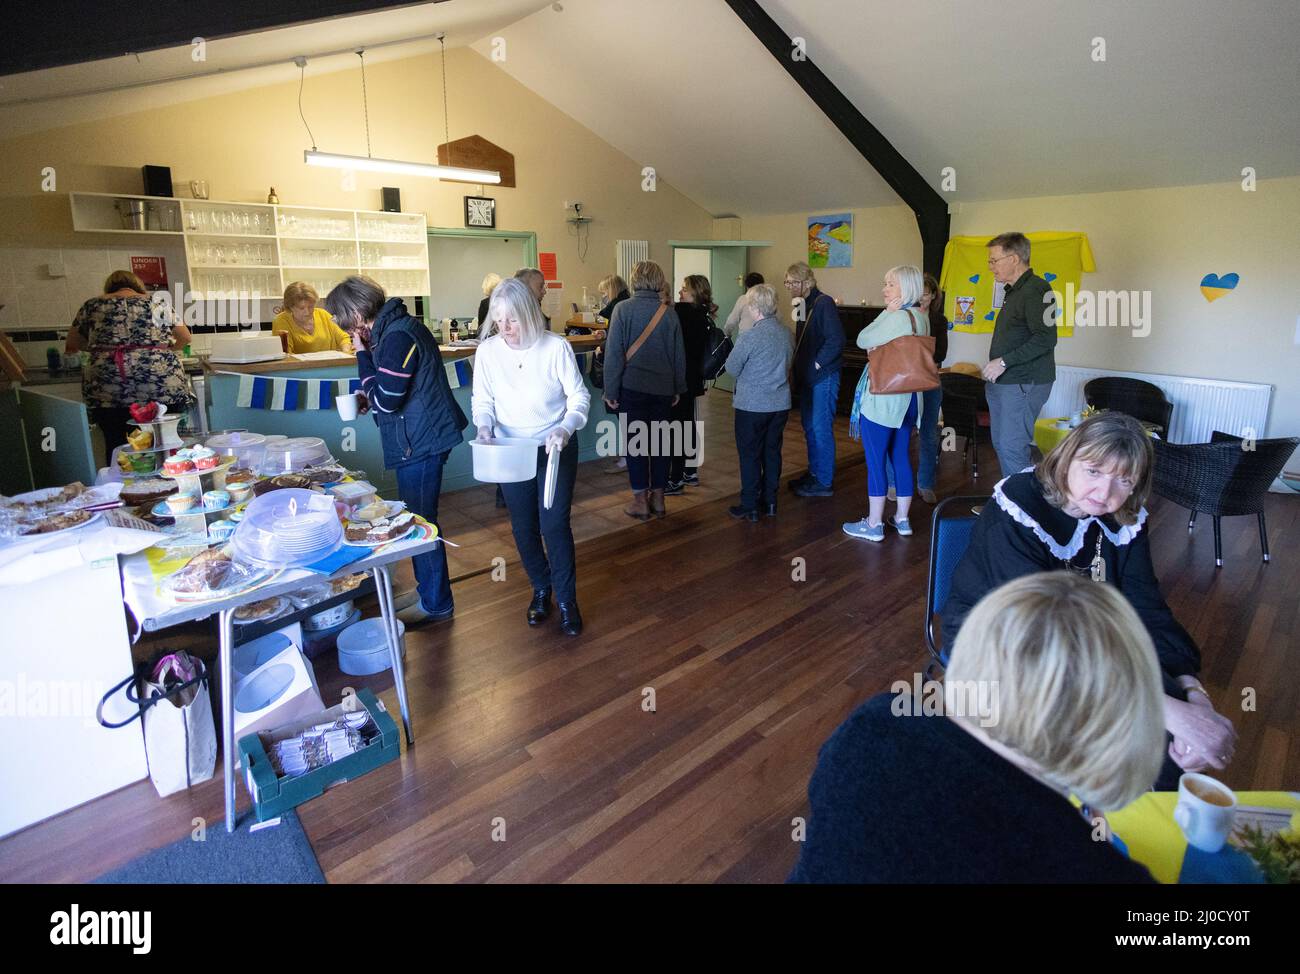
[69,192,430,297]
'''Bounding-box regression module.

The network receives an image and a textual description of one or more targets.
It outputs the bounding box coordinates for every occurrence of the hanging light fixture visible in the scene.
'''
[299,41,500,184]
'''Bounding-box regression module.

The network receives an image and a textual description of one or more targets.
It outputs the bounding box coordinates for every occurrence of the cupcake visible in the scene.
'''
[227,482,252,504]
[166,493,197,514]
[192,446,219,470]
[202,489,230,510]
[129,451,158,473]
[163,449,195,475]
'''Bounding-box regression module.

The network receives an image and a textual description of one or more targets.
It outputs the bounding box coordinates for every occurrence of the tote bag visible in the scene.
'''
[867,309,940,395]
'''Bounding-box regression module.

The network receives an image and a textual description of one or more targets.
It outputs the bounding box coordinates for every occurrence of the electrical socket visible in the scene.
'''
[564,200,583,211]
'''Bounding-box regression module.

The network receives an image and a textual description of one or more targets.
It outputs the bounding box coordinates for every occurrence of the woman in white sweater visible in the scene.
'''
[472,277,591,635]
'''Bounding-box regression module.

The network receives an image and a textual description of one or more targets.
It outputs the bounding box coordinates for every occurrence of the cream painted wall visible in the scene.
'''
[741,178,1300,448]
[0,46,712,326]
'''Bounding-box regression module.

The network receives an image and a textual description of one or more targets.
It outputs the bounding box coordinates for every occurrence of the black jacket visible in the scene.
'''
[359,298,468,469]
[788,695,1154,883]
[792,287,844,387]
[673,301,713,397]
[940,472,1201,697]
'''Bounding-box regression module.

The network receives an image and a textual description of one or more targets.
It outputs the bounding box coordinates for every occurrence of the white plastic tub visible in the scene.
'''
[337,617,405,676]
[470,437,541,483]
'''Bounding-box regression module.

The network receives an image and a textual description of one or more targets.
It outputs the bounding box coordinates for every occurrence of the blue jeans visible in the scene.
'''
[886,385,943,491]
[799,371,840,487]
[394,449,454,615]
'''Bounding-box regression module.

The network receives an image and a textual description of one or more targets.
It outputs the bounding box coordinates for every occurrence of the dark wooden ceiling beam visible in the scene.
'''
[0,0,440,76]
[723,0,950,276]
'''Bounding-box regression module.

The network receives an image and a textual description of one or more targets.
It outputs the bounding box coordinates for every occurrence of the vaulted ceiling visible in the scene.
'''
[3,0,1298,214]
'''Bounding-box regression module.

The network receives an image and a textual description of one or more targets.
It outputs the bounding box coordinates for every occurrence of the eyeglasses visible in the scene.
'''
[987,253,1016,268]
[783,279,801,287]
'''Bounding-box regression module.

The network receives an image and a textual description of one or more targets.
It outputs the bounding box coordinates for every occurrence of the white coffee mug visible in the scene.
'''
[336,393,360,421]
[1173,773,1237,853]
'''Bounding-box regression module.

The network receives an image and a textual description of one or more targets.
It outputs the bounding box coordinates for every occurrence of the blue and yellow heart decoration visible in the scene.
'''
[1200,273,1239,303]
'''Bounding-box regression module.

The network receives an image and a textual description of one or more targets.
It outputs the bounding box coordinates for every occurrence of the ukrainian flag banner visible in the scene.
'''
[940,231,1096,337]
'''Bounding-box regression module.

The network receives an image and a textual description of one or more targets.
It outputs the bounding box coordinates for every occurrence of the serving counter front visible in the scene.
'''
[204,336,612,495]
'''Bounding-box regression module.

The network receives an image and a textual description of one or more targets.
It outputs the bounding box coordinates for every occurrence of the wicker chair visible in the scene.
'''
[1151,430,1299,567]
[1084,377,1173,437]
[939,372,992,478]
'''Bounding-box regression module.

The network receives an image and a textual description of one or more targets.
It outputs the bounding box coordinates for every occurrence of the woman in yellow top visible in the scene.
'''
[272,282,354,354]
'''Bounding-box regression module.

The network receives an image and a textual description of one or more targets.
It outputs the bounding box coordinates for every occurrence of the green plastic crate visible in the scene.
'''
[238,688,399,822]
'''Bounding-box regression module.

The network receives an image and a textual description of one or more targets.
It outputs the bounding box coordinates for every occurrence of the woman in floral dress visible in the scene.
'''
[65,270,192,457]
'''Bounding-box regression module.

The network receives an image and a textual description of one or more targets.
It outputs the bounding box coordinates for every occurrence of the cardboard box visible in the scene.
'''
[238,689,399,822]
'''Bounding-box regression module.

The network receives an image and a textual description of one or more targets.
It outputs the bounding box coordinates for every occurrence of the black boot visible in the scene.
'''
[729,504,759,522]
[527,587,552,626]
[765,501,778,518]
[558,601,583,636]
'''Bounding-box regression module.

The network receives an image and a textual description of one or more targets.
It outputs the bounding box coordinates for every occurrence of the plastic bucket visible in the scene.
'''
[470,437,541,483]
[337,617,405,676]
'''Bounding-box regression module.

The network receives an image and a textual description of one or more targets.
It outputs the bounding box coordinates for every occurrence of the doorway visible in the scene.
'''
[426,227,538,323]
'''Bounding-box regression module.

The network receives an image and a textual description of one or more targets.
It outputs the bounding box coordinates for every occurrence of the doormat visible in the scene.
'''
[92,811,325,884]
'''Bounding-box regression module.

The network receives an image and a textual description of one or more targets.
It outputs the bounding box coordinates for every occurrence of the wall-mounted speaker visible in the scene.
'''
[142,165,173,198]
[381,187,401,213]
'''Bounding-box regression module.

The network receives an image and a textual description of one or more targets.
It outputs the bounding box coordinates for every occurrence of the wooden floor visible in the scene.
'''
[3,396,1297,883]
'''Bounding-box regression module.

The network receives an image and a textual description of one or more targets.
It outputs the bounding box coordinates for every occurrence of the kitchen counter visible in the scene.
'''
[203,333,614,496]
[202,335,604,375]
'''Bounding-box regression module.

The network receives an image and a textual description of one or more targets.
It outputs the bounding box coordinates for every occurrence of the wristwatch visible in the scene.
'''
[1181,677,1210,700]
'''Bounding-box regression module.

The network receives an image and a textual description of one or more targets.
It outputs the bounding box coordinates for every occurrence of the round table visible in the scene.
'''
[1034,416,1074,456]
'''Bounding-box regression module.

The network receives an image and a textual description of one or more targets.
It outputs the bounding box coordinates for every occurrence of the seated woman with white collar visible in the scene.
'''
[472,277,591,636]
[941,411,1236,789]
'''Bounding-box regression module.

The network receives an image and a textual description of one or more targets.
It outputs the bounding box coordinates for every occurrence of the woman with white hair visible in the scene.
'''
[842,264,930,543]
[722,284,793,520]
[790,572,1165,883]
[472,277,592,636]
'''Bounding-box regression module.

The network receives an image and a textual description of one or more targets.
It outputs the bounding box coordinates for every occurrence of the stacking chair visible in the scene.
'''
[1084,377,1174,437]
[939,373,992,479]
[924,495,989,672]
[1151,431,1298,567]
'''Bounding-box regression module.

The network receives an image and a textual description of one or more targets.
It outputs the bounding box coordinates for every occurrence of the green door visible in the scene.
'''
[707,247,749,392]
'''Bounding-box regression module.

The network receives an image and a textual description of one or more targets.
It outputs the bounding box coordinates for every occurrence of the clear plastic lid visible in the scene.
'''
[261,436,331,474]
[207,431,268,471]
[232,488,342,568]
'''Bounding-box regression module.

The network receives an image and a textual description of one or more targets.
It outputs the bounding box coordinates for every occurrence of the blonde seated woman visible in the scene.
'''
[272,282,353,354]
[790,573,1164,883]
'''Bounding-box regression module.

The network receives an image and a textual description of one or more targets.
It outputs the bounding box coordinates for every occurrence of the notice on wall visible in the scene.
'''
[543,280,565,322]
[539,252,558,281]
[130,256,168,291]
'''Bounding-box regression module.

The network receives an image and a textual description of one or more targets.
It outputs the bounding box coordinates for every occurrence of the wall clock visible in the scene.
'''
[465,196,496,229]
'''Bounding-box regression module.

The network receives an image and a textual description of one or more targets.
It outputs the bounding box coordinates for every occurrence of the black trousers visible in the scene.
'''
[91,406,134,463]
[667,393,700,484]
[501,437,580,603]
[735,408,788,510]
[621,387,673,492]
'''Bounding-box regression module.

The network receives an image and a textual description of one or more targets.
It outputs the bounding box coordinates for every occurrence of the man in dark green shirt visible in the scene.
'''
[981,232,1058,475]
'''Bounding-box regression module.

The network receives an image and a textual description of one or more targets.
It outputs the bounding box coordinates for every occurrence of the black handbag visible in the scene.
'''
[589,349,604,389]
[700,317,732,382]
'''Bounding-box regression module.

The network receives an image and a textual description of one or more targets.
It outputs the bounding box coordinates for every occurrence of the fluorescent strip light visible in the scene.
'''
[304,149,501,184]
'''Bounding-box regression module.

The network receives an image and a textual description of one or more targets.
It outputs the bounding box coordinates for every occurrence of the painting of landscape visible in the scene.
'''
[807,213,853,268]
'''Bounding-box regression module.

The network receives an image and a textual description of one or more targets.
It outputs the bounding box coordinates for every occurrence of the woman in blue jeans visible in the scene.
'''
[843,265,930,543]
[885,273,948,503]
[324,275,468,626]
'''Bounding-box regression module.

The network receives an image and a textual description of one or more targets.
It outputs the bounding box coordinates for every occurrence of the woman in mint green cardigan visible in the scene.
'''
[844,265,931,543]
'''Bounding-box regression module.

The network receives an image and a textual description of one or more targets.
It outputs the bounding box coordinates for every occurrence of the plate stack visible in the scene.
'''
[233,488,342,568]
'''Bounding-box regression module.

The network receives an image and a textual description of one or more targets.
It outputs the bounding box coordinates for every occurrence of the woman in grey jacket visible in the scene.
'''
[723,284,793,521]
[602,260,687,520]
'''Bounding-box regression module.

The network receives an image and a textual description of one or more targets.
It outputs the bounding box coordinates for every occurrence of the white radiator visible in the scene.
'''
[1041,365,1272,444]
[616,239,649,282]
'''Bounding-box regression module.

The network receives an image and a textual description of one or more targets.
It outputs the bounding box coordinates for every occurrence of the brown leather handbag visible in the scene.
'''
[867,308,940,395]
